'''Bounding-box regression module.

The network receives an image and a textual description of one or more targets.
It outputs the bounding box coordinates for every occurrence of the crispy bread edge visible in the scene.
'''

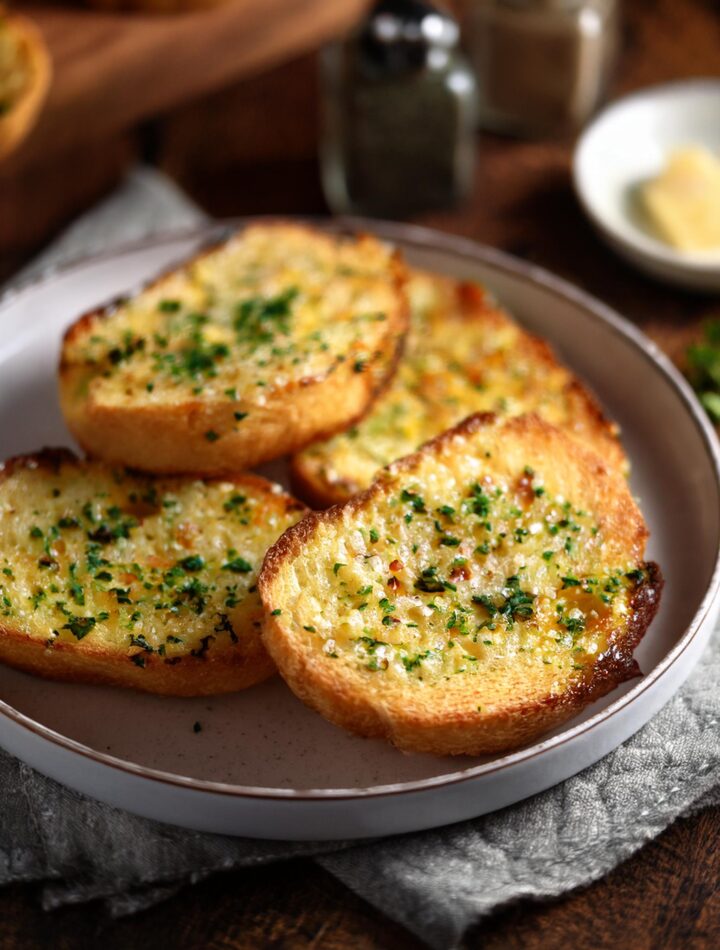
[58,224,410,475]
[260,413,663,755]
[289,280,627,508]
[0,448,308,695]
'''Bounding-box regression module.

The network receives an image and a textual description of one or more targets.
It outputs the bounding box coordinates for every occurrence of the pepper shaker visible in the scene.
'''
[320,0,477,218]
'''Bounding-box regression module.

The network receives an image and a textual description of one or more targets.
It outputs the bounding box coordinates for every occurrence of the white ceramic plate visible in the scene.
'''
[573,79,720,291]
[0,220,719,841]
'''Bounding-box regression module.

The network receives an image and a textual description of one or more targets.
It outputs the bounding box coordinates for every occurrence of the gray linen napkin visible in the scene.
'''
[2,166,719,949]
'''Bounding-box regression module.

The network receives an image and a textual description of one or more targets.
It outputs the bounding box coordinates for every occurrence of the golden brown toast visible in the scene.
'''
[0,450,306,695]
[260,413,661,756]
[60,224,409,476]
[292,271,626,507]
[0,8,51,160]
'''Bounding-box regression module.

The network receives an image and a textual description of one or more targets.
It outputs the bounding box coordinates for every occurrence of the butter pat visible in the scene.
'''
[641,146,720,252]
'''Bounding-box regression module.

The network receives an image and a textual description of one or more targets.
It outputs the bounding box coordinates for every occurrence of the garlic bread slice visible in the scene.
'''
[261,413,661,756]
[292,271,625,507]
[0,450,305,695]
[60,224,409,475]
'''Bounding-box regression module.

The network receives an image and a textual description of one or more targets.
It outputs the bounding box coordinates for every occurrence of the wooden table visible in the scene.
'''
[2,0,720,946]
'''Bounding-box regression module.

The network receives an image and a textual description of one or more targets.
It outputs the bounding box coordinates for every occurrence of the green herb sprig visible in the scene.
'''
[687,320,720,422]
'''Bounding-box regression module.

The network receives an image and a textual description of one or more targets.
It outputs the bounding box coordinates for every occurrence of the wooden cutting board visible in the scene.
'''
[6,0,367,170]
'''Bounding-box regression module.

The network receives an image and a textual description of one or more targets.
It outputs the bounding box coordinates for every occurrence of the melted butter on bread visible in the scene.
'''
[59,224,408,475]
[63,226,402,406]
[0,451,305,694]
[292,271,625,506]
[261,414,661,756]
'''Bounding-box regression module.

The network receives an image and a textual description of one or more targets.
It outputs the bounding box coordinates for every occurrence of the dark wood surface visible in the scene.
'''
[2,0,720,947]
[1,804,719,948]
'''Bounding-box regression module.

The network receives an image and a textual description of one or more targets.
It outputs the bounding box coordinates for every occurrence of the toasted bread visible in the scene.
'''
[60,224,409,476]
[291,271,626,507]
[260,413,661,756]
[0,8,51,160]
[0,450,306,695]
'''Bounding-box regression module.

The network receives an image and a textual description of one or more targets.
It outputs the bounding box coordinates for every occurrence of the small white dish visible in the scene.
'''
[573,79,720,291]
[0,220,719,840]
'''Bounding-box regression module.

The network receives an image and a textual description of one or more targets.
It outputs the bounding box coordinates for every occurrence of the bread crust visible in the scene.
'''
[260,413,662,756]
[291,272,626,508]
[59,224,410,476]
[0,614,275,697]
[0,11,51,160]
[0,449,307,696]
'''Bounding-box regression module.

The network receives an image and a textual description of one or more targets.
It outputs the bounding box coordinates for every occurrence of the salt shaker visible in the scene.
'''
[459,0,620,137]
[320,0,477,218]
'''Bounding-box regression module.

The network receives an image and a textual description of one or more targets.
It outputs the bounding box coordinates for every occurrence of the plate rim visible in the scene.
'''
[572,77,720,275]
[1,217,719,802]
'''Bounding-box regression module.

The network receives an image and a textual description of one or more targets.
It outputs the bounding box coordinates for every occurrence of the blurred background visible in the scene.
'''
[0,0,718,321]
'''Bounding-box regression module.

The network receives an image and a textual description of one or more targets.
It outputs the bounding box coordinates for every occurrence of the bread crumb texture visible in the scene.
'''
[0,452,305,694]
[261,414,661,755]
[293,271,625,506]
[60,224,408,473]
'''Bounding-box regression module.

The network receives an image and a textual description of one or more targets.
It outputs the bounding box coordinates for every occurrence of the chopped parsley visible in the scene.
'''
[400,488,426,513]
[439,535,461,547]
[223,494,247,512]
[466,482,491,518]
[179,555,205,573]
[234,286,299,347]
[414,566,456,593]
[222,553,252,573]
[402,650,434,672]
[62,615,97,640]
[130,633,153,652]
[561,575,581,589]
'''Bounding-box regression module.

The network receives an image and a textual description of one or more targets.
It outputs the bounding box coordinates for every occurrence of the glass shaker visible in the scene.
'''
[320,0,477,218]
[458,0,620,137]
